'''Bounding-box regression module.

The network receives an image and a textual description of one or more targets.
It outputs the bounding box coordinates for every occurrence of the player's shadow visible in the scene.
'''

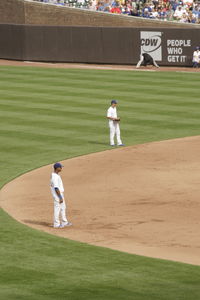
[23,220,51,227]
[88,141,108,145]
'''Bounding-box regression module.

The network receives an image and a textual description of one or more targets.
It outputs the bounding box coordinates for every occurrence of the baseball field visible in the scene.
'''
[0,64,200,299]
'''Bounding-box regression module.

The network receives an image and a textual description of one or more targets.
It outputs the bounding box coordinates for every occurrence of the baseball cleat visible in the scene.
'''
[110,144,115,147]
[62,222,72,227]
[118,144,125,146]
[53,224,64,228]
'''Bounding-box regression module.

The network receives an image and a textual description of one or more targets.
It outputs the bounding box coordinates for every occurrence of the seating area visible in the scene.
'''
[36,0,90,8]
[33,0,200,23]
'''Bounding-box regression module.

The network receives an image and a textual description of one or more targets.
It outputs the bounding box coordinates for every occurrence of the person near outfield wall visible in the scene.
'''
[136,53,160,68]
[192,47,200,68]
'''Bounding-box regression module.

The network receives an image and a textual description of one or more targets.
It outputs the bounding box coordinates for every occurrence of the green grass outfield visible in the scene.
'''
[0,66,200,300]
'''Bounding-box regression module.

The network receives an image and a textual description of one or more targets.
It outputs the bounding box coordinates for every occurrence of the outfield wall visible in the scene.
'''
[0,24,199,66]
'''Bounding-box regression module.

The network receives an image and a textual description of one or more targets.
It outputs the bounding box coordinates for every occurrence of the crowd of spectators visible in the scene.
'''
[35,0,200,24]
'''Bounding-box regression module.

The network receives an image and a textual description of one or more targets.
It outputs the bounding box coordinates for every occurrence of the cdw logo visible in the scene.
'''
[140,31,162,60]
[141,38,159,47]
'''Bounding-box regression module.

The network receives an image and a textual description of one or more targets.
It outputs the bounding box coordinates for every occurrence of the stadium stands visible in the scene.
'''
[33,0,200,23]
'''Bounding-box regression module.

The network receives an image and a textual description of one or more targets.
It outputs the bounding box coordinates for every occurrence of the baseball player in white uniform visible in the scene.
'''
[193,47,200,68]
[50,162,72,228]
[107,100,124,146]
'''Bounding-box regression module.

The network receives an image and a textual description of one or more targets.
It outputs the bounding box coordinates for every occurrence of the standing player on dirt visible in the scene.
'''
[50,162,72,228]
[107,100,124,147]
[136,53,159,68]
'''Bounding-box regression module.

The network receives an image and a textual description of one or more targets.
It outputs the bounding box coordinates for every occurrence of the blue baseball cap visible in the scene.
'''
[111,100,118,104]
[53,162,63,169]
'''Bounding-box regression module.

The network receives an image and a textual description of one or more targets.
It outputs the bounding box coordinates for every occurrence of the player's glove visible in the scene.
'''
[114,118,120,122]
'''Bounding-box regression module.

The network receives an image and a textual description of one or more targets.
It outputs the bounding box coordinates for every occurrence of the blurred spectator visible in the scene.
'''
[150,7,159,18]
[180,11,188,21]
[110,1,122,13]
[166,5,175,20]
[89,0,97,10]
[174,6,184,20]
[123,6,132,14]
[193,5,200,18]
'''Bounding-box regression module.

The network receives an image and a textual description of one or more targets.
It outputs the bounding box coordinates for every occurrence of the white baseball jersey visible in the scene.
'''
[50,172,64,200]
[107,106,118,125]
[193,50,200,63]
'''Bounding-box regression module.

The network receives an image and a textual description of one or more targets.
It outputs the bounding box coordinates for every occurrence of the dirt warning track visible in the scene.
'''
[1,136,200,265]
[0,59,200,73]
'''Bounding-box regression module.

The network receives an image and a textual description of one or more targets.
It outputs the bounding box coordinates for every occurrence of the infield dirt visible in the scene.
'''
[1,136,200,265]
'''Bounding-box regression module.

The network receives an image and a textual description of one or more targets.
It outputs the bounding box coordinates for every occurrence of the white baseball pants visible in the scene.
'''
[109,122,122,146]
[136,55,144,68]
[53,194,68,227]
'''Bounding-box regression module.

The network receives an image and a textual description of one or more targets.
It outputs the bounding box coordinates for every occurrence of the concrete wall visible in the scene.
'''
[0,0,25,24]
[23,1,196,28]
[0,0,200,29]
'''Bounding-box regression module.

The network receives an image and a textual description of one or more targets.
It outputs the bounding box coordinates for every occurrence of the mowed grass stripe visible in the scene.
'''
[2,93,200,110]
[0,66,200,300]
[0,72,199,88]
[0,86,199,106]
[1,97,200,125]
[1,110,200,141]
[0,77,199,96]
[0,65,199,81]
[2,70,196,96]
[0,75,199,103]
[0,67,198,92]
[1,109,200,128]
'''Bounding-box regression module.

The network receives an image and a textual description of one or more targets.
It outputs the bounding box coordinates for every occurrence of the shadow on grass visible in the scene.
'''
[23,220,51,227]
[88,141,109,146]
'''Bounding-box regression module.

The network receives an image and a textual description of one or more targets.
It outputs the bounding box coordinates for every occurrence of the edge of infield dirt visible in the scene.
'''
[1,136,200,266]
[0,59,200,73]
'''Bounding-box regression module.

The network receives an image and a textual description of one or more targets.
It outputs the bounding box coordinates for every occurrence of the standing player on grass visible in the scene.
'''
[107,100,124,147]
